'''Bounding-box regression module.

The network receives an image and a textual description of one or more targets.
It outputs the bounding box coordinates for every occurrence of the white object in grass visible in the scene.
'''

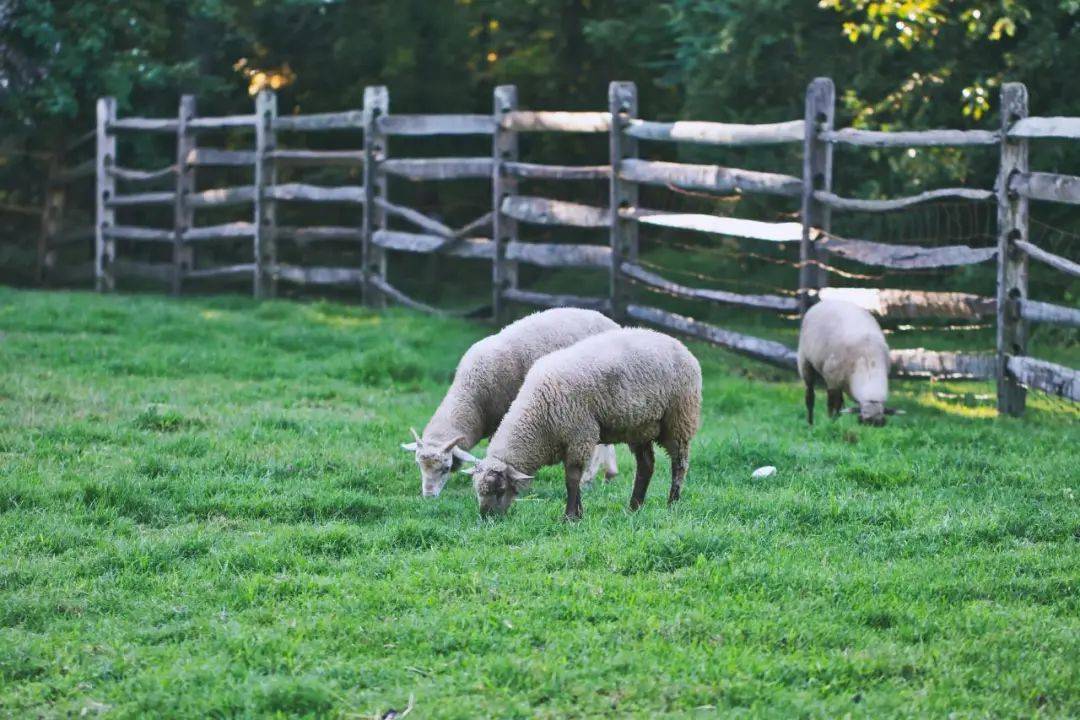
[751,466,777,479]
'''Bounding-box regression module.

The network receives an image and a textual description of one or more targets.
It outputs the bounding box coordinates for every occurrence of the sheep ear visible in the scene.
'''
[839,406,858,415]
[410,427,422,444]
[401,442,419,452]
[884,407,906,416]
[452,446,479,463]
[440,435,467,454]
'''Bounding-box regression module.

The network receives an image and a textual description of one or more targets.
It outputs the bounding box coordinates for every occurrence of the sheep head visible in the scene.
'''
[841,404,904,427]
[463,457,534,516]
[401,428,476,497]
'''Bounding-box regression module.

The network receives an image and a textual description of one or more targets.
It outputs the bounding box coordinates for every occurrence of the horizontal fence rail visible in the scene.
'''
[105,226,173,242]
[106,191,175,207]
[501,196,610,228]
[1007,116,1080,139]
[819,235,997,269]
[500,111,611,133]
[188,149,255,166]
[188,186,257,208]
[1006,356,1080,401]
[627,304,799,369]
[889,349,996,380]
[382,157,491,180]
[274,110,365,131]
[821,128,999,147]
[108,118,179,133]
[277,226,363,243]
[183,222,255,242]
[266,183,365,203]
[1015,240,1080,277]
[378,114,495,136]
[185,263,255,280]
[373,230,494,258]
[815,187,994,212]
[109,165,176,182]
[502,162,609,180]
[505,241,610,269]
[623,209,804,243]
[619,159,802,198]
[269,149,365,166]
[188,114,256,130]
[622,262,798,312]
[1008,171,1080,206]
[273,264,364,286]
[1015,298,1080,327]
[626,119,804,146]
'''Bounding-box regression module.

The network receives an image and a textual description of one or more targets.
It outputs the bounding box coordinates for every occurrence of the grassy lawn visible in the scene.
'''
[1,287,1077,718]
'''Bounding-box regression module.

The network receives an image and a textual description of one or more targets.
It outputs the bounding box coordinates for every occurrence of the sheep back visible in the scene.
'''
[489,328,702,471]
[426,308,619,442]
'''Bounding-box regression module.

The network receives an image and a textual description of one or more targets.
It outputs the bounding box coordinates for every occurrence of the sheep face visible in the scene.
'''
[415,448,454,497]
[466,458,533,515]
[401,431,473,497]
[858,401,887,427]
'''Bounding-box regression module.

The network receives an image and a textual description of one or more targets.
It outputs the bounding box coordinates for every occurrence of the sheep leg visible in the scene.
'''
[629,442,655,511]
[563,463,584,521]
[667,443,689,506]
[801,360,820,426]
[603,445,619,481]
[827,389,844,418]
[581,445,605,488]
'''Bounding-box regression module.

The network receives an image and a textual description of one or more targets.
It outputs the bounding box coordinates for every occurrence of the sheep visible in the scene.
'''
[797,299,902,426]
[464,328,702,520]
[402,308,620,497]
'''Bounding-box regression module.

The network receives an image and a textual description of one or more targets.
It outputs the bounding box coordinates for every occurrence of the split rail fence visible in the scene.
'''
[35,79,1080,414]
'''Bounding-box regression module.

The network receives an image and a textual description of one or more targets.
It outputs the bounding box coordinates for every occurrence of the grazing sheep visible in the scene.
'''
[465,328,702,519]
[402,308,619,496]
[798,299,901,426]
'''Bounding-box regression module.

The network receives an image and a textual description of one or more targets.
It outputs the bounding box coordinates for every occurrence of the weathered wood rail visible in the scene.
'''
[4,78,1074,417]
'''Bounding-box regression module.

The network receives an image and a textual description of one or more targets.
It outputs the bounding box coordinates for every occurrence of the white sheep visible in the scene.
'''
[797,299,901,426]
[402,308,619,496]
[464,328,702,519]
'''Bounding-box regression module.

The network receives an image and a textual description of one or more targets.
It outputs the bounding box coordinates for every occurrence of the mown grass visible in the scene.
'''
[0,287,1077,719]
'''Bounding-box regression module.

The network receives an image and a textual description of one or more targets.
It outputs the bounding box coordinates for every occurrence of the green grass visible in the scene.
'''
[1,287,1078,719]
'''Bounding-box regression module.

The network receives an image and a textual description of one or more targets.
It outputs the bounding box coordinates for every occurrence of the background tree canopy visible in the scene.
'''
[4,0,1078,146]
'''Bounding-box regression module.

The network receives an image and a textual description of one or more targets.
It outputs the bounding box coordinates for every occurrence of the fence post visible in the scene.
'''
[173,95,196,296]
[799,77,835,314]
[608,81,638,322]
[254,90,278,299]
[38,152,66,285]
[94,97,117,292]
[996,82,1030,416]
[362,86,389,307]
[492,85,519,324]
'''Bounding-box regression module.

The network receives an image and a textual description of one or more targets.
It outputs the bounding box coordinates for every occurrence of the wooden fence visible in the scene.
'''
[0,129,97,284]
[5,78,1079,414]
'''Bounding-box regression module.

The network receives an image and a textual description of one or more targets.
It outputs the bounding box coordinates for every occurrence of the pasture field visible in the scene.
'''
[0,287,1077,718]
